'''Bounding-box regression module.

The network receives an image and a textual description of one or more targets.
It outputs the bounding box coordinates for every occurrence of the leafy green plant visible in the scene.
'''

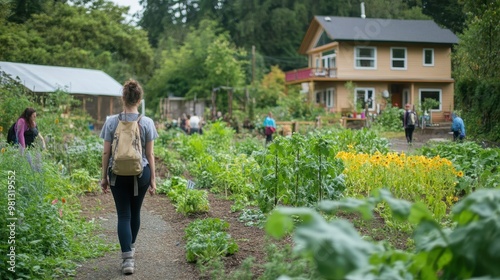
[266,188,500,280]
[420,141,500,194]
[70,168,99,194]
[373,105,405,132]
[160,176,210,214]
[176,189,210,215]
[237,208,267,228]
[254,131,366,212]
[184,218,238,263]
[0,146,111,279]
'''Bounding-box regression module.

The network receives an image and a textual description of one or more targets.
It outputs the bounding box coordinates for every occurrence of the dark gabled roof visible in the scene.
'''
[300,16,458,53]
[0,61,122,96]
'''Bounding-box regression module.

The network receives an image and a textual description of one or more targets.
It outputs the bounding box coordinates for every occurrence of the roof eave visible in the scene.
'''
[334,39,459,45]
[298,18,321,55]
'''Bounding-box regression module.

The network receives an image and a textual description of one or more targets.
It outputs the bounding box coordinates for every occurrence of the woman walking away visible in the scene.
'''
[402,103,418,145]
[263,112,276,145]
[100,79,158,275]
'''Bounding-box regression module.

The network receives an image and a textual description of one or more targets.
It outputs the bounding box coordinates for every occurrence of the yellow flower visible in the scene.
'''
[55,118,60,124]
[457,171,464,177]
[0,126,3,132]
[1,148,5,153]
[453,196,459,202]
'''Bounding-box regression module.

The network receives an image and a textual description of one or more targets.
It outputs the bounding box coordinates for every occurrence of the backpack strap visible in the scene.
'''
[135,114,143,197]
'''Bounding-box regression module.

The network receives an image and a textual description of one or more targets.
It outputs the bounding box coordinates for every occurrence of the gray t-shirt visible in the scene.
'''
[100,113,159,168]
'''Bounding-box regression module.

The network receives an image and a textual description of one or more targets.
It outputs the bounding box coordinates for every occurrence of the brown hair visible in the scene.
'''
[19,107,36,128]
[122,79,143,108]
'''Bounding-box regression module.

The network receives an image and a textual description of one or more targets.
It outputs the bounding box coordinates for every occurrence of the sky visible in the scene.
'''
[111,0,142,15]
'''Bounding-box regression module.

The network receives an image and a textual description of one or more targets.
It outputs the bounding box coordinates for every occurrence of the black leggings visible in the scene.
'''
[405,125,415,143]
[110,165,151,253]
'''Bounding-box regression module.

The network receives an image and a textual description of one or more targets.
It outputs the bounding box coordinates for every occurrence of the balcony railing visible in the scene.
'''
[285,67,337,82]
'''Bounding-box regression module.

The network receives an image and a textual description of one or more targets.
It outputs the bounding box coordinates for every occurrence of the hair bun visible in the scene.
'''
[128,82,137,90]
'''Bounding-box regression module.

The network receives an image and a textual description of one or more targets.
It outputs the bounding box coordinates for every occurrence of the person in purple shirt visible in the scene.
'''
[15,107,46,152]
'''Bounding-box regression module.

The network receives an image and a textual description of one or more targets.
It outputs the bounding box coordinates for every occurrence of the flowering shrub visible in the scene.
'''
[336,151,462,221]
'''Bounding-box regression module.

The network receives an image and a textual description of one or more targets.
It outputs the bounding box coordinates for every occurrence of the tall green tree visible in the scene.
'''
[453,0,500,141]
[145,19,229,110]
[453,0,500,80]
[0,0,154,82]
[7,0,63,23]
[421,0,466,34]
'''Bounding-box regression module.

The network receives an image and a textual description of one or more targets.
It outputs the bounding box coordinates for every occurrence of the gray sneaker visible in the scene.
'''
[122,258,135,275]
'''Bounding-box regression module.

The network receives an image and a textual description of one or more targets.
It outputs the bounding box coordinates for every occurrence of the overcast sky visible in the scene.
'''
[111,0,142,15]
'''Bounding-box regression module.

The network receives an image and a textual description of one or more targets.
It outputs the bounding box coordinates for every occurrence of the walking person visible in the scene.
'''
[189,112,201,135]
[451,112,466,141]
[263,112,276,145]
[402,103,418,145]
[100,79,158,275]
[178,113,188,133]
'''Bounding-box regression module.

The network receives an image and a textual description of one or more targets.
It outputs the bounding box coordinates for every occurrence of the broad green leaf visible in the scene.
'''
[409,202,435,225]
[265,208,294,239]
[319,198,376,220]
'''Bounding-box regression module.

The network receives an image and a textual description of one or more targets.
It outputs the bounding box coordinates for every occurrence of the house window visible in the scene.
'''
[314,31,334,48]
[325,88,334,108]
[423,48,434,66]
[322,50,336,69]
[316,88,335,108]
[419,89,442,111]
[391,47,407,70]
[354,47,376,69]
[355,88,375,110]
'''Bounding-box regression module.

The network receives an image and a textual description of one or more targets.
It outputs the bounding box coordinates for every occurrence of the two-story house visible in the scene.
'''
[285,16,459,122]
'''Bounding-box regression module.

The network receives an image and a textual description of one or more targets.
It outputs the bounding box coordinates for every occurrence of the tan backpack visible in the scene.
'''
[111,114,143,176]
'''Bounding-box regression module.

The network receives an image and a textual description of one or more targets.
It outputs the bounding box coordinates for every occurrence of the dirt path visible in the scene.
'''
[75,194,199,280]
[388,128,452,153]
[75,190,267,279]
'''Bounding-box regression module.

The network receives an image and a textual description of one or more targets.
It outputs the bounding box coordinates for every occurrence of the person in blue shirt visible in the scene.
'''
[451,112,466,141]
[263,112,276,144]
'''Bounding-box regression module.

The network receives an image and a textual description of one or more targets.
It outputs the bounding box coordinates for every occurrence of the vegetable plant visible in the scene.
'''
[184,218,238,263]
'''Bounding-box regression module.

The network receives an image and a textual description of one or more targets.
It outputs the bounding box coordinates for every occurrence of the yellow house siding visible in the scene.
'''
[315,81,390,113]
[312,80,454,119]
[335,42,452,80]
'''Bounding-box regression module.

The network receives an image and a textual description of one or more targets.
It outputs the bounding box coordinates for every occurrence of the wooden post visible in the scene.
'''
[211,89,216,120]
[228,88,233,118]
[109,97,113,117]
[252,45,256,84]
[97,96,102,124]
[309,81,315,105]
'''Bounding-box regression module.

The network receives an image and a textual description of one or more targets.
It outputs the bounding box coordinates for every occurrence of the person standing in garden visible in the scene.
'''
[402,103,418,145]
[189,112,201,135]
[100,79,158,275]
[451,112,466,141]
[178,113,188,133]
[263,112,276,144]
[11,107,46,152]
